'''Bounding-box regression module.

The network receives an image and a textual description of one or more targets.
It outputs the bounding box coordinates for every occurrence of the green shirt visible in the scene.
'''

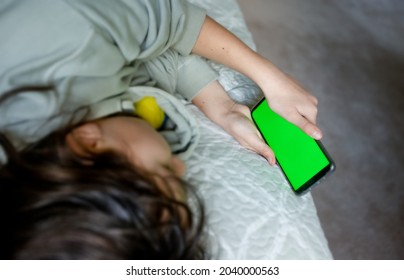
[0,0,217,149]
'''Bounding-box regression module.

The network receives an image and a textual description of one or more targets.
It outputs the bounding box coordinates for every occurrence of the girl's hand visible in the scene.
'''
[256,61,323,140]
[220,103,276,165]
[193,16,323,140]
[193,81,275,165]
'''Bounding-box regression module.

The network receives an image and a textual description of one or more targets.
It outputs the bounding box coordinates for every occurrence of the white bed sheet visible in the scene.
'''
[185,0,333,259]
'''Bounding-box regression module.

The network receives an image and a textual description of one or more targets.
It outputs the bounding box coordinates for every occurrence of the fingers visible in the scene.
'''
[302,100,323,139]
[291,112,323,140]
[247,134,276,166]
[281,95,322,140]
[302,101,318,125]
[225,106,277,165]
[310,95,318,106]
[258,142,276,166]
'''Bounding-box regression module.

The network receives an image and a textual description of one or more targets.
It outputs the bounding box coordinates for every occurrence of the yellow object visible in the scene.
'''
[133,96,165,129]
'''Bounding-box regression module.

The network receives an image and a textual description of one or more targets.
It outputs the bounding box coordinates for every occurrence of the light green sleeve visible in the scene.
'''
[176,55,218,101]
[65,0,207,61]
[0,0,209,152]
[143,49,218,101]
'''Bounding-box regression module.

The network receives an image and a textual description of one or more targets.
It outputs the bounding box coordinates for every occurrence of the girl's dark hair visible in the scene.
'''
[0,88,205,260]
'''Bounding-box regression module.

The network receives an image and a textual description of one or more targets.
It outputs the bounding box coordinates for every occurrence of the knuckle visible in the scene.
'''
[312,106,318,116]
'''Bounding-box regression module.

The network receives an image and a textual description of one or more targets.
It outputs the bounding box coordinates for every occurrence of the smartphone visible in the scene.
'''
[251,98,335,195]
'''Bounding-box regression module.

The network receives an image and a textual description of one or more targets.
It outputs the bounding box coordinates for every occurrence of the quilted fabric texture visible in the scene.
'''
[184,0,333,259]
[185,106,332,259]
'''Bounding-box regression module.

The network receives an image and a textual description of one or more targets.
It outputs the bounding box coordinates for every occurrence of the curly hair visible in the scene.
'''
[0,91,206,259]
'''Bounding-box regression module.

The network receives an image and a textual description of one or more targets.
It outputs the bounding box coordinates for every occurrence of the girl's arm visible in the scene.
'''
[191,16,322,140]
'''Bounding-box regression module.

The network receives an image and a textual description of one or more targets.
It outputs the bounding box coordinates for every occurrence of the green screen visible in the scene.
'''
[252,100,330,191]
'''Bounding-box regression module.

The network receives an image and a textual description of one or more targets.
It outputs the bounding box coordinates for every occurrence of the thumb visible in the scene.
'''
[248,135,276,166]
[293,115,323,140]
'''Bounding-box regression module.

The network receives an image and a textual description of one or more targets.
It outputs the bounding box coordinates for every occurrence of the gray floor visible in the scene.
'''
[238,0,404,259]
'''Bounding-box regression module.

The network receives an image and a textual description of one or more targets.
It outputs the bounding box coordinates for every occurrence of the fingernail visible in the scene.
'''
[312,131,322,139]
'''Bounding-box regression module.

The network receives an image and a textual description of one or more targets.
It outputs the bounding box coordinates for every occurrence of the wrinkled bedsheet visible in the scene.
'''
[184,0,333,259]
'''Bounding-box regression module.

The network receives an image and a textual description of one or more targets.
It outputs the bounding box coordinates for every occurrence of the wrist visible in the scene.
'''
[209,98,236,128]
[253,59,288,95]
[216,102,250,135]
[192,81,235,126]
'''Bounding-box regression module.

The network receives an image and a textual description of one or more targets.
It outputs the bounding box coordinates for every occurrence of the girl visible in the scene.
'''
[0,0,321,259]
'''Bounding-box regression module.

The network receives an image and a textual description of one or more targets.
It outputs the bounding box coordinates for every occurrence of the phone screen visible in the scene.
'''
[251,99,334,194]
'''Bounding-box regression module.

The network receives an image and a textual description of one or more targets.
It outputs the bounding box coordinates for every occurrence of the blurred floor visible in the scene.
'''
[238,0,404,259]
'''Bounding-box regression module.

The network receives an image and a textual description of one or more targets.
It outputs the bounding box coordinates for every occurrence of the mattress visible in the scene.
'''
[185,0,333,259]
